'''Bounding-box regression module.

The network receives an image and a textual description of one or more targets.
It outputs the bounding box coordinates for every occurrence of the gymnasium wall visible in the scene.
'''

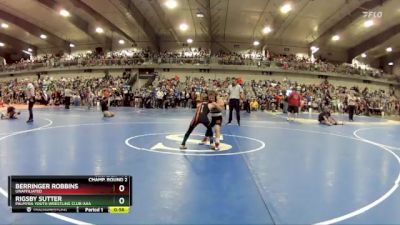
[315,47,349,64]
[264,44,308,56]
[160,40,211,52]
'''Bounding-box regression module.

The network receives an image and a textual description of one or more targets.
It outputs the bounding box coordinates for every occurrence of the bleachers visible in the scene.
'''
[1,49,399,116]
[1,50,399,85]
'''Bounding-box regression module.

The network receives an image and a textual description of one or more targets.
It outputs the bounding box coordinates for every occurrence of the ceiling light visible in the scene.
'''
[196,12,204,18]
[165,0,177,9]
[262,26,272,34]
[179,23,188,31]
[0,42,4,47]
[386,47,392,52]
[28,48,33,52]
[69,43,75,48]
[59,9,70,17]
[388,62,394,66]
[119,39,125,45]
[363,19,374,28]
[40,34,47,39]
[331,35,340,41]
[95,27,104,33]
[187,38,193,44]
[280,3,292,14]
[1,23,9,29]
[253,40,260,46]
[361,53,367,58]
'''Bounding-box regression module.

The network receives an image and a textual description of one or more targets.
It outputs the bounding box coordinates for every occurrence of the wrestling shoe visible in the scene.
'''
[179,145,187,150]
[211,143,220,151]
[26,119,33,123]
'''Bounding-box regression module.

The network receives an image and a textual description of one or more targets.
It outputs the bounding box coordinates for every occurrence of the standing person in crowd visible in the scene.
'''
[103,87,111,107]
[282,90,288,113]
[287,87,301,121]
[227,79,243,126]
[156,88,164,108]
[64,86,73,109]
[347,90,357,121]
[26,82,35,123]
[86,87,94,110]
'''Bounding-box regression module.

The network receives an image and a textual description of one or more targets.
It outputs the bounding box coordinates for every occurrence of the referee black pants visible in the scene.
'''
[28,99,34,121]
[65,96,71,109]
[228,99,240,124]
[348,105,355,121]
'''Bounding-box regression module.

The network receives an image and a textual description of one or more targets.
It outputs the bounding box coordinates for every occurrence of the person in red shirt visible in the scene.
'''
[287,87,301,121]
[274,93,283,112]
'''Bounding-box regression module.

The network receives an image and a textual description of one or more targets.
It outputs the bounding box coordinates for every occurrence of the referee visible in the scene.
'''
[64,86,72,109]
[26,82,35,123]
[227,79,243,126]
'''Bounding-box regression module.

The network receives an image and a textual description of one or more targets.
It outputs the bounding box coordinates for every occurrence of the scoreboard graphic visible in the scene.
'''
[8,175,132,213]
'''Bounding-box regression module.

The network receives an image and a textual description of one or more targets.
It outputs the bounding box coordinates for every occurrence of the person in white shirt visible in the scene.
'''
[347,90,357,121]
[227,79,243,126]
[156,89,164,108]
[64,86,73,109]
[26,82,35,123]
[86,88,94,110]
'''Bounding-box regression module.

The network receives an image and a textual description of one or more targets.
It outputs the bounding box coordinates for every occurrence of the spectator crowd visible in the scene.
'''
[1,71,399,117]
[1,49,399,83]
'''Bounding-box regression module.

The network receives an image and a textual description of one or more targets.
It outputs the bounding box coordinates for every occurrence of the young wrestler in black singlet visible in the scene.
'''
[180,93,214,150]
